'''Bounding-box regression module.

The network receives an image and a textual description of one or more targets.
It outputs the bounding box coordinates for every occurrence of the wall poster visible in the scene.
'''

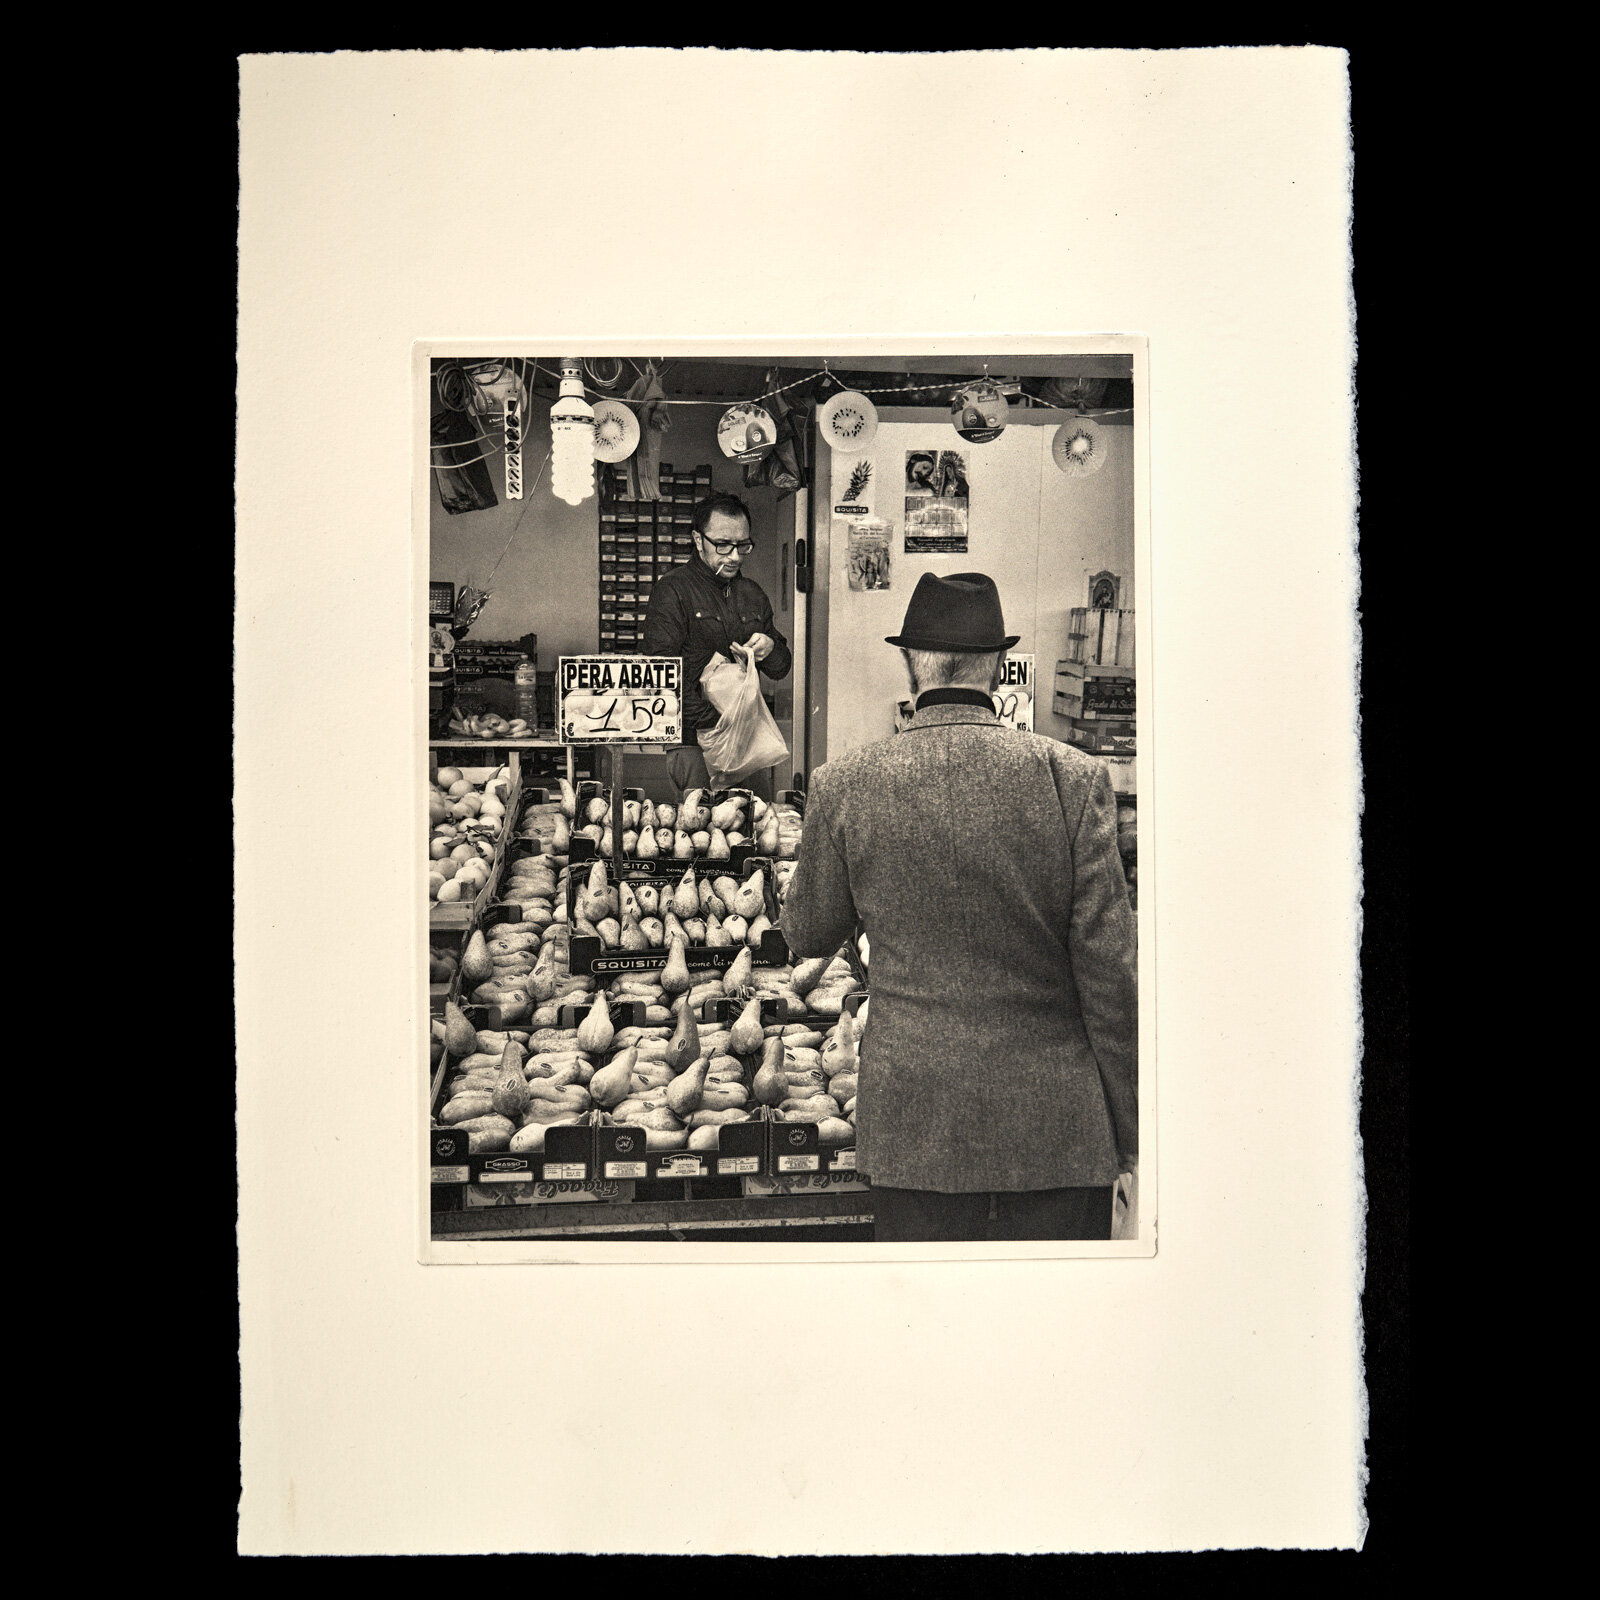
[904,449,970,553]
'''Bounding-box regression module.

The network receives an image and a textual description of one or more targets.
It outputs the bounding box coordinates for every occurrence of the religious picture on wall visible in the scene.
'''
[846,518,893,590]
[905,448,969,553]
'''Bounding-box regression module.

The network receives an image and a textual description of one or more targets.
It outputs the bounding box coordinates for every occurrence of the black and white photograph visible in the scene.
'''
[421,347,1148,1251]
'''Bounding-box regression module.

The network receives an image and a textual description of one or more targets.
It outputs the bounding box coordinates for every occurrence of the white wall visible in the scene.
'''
[821,413,1134,762]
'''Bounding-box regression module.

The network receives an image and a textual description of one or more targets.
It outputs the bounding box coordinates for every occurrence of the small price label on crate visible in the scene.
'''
[430,1165,469,1184]
[604,1160,649,1180]
[829,1148,858,1171]
[542,1163,587,1182]
[777,1153,820,1173]
[718,1155,761,1175]
[656,1156,708,1178]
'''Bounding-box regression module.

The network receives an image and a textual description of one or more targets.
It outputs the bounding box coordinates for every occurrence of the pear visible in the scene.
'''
[575,991,615,1054]
[697,877,718,917]
[752,1037,788,1107]
[726,831,747,848]
[460,930,494,985]
[639,798,657,831]
[663,911,692,947]
[618,882,639,920]
[599,827,615,857]
[758,811,780,856]
[711,797,747,833]
[619,912,650,951]
[585,797,609,824]
[557,778,578,819]
[595,917,621,949]
[789,956,830,996]
[728,993,764,1055]
[722,913,748,943]
[706,827,732,860]
[635,884,659,916]
[730,870,765,920]
[745,913,773,948]
[443,1000,477,1059]
[640,916,665,948]
[822,1009,858,1072]
[687,1124,721,1152]
[655,802,677,829]
[664,996,702,1073]
[491,1043,531,1118]
[712,874,740,903]
[673,829,695,859]
[635,821,660,859]
[681,789,710,832]
[723,945,755,998]
[705,912,732,947]
[659,935,692,997]
[622,800,641,831]
[671,866,700,920]
[666,1057,710,1120]
[588,1047,635,1110]
[657,827,675,852]
[683,918,707,942]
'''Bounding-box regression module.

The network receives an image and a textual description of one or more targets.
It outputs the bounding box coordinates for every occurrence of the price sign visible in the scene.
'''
[992,654,1035,733]
[559,656,683,745]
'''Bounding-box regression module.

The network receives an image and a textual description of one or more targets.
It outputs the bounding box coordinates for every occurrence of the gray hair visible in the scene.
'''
[902,648,1005,695]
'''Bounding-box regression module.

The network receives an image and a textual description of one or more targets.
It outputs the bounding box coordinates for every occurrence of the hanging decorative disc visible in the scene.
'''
[950,381,1009,443]
[817,390,879,453]
[717,402,778,463]
[1052,416,1107,477]
[591,399,641,463]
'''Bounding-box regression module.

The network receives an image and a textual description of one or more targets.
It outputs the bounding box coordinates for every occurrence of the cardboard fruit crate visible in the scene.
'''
[567,853,789,977]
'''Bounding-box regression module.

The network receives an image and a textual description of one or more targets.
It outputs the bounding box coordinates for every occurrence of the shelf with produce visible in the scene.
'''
[430,739,578,788]
[425,767,865,1237]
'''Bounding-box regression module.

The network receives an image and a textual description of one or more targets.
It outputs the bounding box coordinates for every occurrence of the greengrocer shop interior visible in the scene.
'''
[428,352,1135,796]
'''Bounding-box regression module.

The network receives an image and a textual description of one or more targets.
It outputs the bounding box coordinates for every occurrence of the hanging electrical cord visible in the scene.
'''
[583,357,625,390]
[439,359,1132,427]
[475,443,553,596]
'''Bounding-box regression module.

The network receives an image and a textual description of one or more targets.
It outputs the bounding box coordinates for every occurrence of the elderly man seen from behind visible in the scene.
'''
[781,571,1138,1243]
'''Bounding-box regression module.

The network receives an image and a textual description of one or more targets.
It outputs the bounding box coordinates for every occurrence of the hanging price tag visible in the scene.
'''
[558,656,683,744]
[991,654,1035,733]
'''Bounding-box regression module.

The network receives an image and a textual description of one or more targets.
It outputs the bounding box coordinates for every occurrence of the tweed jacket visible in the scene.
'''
[781,702,1137,1192]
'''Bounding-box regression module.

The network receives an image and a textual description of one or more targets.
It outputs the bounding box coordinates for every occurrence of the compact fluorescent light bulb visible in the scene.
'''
[550,359,596,506]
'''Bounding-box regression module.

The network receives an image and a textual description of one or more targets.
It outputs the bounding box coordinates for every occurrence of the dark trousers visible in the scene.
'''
[872,1185,1114,1242]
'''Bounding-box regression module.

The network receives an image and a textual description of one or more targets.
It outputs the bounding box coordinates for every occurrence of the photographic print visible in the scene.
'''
[420,344,1148,1259]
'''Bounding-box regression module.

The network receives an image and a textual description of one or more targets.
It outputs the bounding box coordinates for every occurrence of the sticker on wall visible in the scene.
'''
[591,399,641,463]
[1052,416,1106,477]
[818,390,879,454]
[717,403,778,463]
[904,449,969,553]
[833,456,875,516]
[845,518,893,590]
[950,382,1009,443]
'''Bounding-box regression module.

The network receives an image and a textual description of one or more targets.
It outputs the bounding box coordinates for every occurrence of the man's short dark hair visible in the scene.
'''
[692,493,753,538]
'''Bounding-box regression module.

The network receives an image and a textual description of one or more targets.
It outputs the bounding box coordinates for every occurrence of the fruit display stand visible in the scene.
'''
[428,761,873,1238]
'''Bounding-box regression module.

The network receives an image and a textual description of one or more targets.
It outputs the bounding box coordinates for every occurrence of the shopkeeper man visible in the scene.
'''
[781,571,1137,1243]
[643,492,792,796]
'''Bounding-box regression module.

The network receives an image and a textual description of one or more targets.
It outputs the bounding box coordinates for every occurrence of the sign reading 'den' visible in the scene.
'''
[559,656,682,745]
[992,654,1035,733]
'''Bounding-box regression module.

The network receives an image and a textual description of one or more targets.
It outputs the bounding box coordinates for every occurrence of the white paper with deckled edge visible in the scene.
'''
[237,47,1362,1558]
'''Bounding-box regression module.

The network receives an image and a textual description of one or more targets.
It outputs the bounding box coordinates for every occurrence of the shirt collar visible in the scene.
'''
[915,686,996,711]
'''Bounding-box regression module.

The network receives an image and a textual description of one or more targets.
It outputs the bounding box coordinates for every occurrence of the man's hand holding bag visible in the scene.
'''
[698,645,790,785]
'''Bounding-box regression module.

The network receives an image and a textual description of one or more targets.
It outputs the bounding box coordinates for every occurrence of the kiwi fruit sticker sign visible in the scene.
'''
[559,655,683,744]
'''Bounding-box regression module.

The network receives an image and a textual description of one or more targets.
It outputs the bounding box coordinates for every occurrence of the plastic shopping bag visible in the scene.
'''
[698,650,790,784]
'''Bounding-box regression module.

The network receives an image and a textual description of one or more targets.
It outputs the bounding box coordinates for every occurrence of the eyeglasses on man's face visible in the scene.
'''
[702,536,753,555]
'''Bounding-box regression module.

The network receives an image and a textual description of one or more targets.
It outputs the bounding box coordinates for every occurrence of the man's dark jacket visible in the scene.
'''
[643,553,792,741]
